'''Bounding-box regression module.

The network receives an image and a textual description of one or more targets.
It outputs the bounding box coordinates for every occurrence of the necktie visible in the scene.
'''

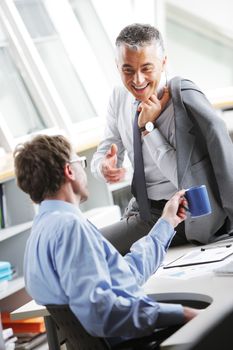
[131,109,151,221]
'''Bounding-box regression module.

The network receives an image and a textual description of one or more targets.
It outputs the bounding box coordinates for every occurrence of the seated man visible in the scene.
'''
[14,135,199,347]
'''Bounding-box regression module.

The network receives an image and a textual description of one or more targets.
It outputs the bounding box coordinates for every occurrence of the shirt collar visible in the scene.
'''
[39,200,81,216]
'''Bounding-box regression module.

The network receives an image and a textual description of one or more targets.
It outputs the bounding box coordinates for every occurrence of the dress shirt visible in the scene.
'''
[91,76,178,200]
[24,200,184,344]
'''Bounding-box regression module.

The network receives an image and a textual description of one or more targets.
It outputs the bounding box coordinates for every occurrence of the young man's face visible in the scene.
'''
[69,153,89,203]
[116,43,166,102]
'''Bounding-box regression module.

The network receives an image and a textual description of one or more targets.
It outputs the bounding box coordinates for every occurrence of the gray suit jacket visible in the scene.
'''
[171,76,233,243]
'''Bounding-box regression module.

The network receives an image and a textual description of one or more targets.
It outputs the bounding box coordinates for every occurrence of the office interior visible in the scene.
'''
[0,0,233,349]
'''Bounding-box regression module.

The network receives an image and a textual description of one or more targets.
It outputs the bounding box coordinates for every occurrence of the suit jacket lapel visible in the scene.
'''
[170,77,195,188]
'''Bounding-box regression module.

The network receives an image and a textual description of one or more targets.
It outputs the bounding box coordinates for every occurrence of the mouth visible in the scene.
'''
[132,83,150,93]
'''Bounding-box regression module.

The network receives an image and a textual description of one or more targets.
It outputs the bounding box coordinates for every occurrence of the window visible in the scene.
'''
[15,0,97,123]
[0,17,47,151]
[0,45,46,138]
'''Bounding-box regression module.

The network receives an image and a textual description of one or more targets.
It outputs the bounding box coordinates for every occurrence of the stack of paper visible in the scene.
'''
[3,328,17,350]
[14,333,47,349]
[2,314,46,350]
[0,313,5,350]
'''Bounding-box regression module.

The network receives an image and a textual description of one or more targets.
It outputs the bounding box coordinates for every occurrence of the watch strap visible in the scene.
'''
[139,126,146,132]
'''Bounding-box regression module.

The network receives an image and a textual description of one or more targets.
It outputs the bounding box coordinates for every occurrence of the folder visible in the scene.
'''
[2,313,45,333]
[164,244,233,269]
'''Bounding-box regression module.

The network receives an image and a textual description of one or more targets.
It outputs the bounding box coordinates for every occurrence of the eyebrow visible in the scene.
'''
[122,63,154,68]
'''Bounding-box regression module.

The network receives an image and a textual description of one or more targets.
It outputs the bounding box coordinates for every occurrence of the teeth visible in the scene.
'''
[133,84,148,90]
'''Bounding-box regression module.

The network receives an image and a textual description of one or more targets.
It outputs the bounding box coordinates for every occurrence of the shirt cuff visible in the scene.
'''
[91,157,106,182]
[144,128,169,149]
[150,218,175,249]
[157,302,185,327]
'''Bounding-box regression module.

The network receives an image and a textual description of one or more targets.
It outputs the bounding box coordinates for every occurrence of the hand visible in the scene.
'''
[161,190,187,228]
[137,87,170,128]
[183,306,201,322]
[101,144,126,183]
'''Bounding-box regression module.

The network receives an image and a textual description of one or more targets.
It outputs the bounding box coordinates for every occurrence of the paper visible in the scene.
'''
[214,260,233,276]
[163,244,233,269]
[159,263,214,279]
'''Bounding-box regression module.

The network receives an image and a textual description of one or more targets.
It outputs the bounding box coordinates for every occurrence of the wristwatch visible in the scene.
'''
[139,121,155,133]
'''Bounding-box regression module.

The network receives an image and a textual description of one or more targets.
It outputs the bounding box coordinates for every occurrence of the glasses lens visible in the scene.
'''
[82,158,87,169]
[69,156,87,168]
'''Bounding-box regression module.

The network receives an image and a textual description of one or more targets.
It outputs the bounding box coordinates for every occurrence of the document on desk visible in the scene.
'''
[164,244,233,269]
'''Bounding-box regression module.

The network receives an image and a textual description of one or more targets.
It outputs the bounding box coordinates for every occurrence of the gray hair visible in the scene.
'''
[115,23,165,59]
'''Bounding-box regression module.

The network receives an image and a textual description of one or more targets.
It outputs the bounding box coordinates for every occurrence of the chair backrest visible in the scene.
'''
[46,304,110,350]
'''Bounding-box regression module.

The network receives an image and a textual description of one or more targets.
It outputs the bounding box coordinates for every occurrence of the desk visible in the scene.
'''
[144,239,233,349]
[11,240,233,350]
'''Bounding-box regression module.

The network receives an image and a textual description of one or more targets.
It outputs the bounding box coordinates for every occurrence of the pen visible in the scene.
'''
[201,244,232,251]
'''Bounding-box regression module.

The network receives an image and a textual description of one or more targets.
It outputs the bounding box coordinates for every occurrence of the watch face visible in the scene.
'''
[145,121,154,132]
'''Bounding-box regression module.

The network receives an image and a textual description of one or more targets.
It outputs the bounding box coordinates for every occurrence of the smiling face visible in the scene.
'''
[116,43,166,101]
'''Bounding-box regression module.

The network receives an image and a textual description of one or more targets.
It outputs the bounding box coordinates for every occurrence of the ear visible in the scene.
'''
[115,57,120,73]
[64,163,75,181]
[115,46,121,72]
[161,55,167,71]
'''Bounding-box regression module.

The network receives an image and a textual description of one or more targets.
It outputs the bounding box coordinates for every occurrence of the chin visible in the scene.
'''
[80,191,89,203]
[131,87,153,101]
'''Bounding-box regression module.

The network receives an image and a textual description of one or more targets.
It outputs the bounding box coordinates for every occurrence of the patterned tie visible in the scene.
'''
[131,109,151,221]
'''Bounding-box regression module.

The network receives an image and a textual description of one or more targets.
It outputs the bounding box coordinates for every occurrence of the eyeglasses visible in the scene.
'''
[69,156,87,169]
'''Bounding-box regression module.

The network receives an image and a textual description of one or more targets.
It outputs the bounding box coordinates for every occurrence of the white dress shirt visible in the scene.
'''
[91,78,178,200]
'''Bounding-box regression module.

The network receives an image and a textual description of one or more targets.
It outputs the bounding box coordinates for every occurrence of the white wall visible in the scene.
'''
[167,0,233,34]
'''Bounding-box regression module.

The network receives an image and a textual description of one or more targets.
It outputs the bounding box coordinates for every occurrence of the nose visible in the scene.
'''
[133,71,145,85]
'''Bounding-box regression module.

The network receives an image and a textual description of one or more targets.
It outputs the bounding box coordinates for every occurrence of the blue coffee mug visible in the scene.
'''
[185,185,212,218]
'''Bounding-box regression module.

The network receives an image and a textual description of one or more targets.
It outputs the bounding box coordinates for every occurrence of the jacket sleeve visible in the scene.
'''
[182,87,233,228]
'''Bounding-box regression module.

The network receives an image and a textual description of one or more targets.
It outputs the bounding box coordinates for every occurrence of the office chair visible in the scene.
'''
[46,304,180,350]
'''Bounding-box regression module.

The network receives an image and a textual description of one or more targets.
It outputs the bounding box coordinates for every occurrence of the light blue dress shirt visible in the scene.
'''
[24,200,184,344]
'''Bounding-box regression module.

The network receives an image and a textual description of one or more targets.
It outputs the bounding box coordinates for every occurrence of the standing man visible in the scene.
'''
[91,23,233,254]
[14,134,199,348]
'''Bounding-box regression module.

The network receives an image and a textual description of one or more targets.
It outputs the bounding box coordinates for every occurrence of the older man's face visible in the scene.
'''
[116,43,166,102]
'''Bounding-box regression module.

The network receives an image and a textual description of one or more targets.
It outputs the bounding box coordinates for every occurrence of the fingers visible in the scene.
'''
[149,93,159,104]
[177,192,188,221]
[106,143,118,158]
[104,144,118,170]
[102,144,125,183]
[169,189,186,205]
[138,88,170,125]
[103,167,126,183]
[161,190,187,227]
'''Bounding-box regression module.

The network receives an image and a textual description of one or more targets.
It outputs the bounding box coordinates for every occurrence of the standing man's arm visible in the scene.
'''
[91,89,126,183]
[139,88,178,187]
